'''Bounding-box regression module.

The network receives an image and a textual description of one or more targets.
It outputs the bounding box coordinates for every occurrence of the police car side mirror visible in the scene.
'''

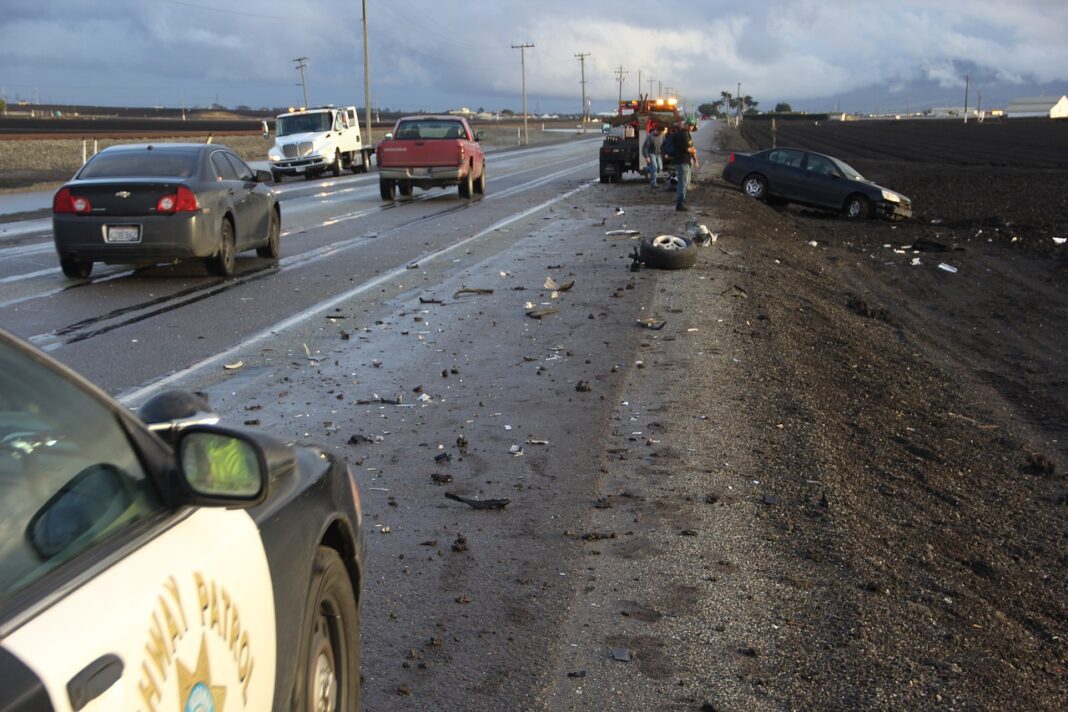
[174,425,291,507]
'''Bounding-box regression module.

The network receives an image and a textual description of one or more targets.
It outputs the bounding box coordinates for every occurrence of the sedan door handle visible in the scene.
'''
[67,654,123,711]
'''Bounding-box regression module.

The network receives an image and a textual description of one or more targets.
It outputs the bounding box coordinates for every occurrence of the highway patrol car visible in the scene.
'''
[0,330,363,711]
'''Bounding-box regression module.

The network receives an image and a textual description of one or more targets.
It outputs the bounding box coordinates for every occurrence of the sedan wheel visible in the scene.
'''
[844,195,871,220]
[257,209,281,259]
[743,174,767,200]
[207,218,236,277]
[60,257,93,279]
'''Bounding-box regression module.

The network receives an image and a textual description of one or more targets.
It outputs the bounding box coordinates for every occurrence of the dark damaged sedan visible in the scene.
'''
[722,147,912,220]
[52,143,281,278]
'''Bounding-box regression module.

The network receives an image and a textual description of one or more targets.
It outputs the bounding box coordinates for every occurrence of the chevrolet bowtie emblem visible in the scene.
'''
[115,191,132,198]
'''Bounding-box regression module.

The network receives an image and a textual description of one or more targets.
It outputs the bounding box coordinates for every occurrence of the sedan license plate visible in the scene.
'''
[105,225,141,243]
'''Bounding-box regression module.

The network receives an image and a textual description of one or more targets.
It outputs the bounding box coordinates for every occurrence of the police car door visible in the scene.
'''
[0,345,276,712]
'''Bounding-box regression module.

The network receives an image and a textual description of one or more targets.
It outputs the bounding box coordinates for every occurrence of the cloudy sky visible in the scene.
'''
[2,0,1066,114]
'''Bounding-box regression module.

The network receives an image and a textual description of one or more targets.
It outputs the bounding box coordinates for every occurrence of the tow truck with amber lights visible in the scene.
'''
[598,96,685,183]
[267,105,374,182]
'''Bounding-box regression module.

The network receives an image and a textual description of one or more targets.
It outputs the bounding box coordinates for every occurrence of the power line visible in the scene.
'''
[158,0,294,20]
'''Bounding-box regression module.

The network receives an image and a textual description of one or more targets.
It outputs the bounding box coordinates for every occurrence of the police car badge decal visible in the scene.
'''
[178,636,227,712]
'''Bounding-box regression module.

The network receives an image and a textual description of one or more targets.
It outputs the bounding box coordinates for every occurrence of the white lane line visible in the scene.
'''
[117,179,596,406]
[0,218,51,239]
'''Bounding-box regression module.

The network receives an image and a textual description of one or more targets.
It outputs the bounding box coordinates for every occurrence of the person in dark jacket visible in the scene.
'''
[674,119,699,211]
[641,126,666,187]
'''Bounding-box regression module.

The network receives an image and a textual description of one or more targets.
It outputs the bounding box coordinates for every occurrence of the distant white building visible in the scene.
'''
[447,107,473,116]
[1005,95,1068,119]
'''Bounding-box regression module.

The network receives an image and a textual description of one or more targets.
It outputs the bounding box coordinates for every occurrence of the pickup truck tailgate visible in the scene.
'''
[377,140,461,167]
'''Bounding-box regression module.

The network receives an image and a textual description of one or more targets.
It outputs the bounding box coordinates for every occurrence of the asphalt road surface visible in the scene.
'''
[0,133,726,709]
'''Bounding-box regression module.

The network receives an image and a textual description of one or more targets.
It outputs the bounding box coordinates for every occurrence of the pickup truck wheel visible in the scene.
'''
[349,153,362,174]
[458,168,473,199]
[474,162,486,194]
[330,151,342,177]
[399,182,413,197]
[379,178,396,201]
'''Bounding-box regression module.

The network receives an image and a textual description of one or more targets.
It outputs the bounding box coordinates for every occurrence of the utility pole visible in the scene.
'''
[361,1,373,144]
[736,81,742,127]
[512,42,534,145]
[293,57,309,107]
[614,65,627,107]
[575,52,590,128]
[658,80,662,98]
[648,76,656,98]
[963,74,970,123]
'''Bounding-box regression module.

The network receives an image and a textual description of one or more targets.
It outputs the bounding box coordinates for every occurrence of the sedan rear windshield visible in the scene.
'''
[79,151,198,179]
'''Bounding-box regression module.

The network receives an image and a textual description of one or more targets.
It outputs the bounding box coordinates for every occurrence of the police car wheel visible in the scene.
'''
[302,547,360,712]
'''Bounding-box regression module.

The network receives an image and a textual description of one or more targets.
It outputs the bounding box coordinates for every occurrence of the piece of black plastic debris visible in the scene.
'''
[762,494,779,506]
[431,473,453,485]
[637,318,667,330]
[451,536,468,552]
[445,492,511,510]
[348,434,375,446]
[610,648,632,662]
[911,237,950,252]
[567,671,587,678]
[575,381,592,392]
[419,296,443,304]
[819,492,829,508]
[526,307,559,320]
[680,529,698,536]
[434,452,452,463]
[737,647,758,657]
[244,419,260,426]
[456,435,469,450]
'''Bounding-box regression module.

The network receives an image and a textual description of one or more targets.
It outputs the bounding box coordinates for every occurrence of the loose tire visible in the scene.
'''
[298,547,360,712]
[379,178,396,201]
[60,257,93,279]
[257,208,281,259]
[458,167,474,198]
[207,218,236,277]
[742,174,768,200]
[844,194,871,220]
[638,234,698,270]
[474,162,486,195]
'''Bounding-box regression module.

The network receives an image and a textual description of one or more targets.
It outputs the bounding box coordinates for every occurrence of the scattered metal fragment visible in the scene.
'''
[526,307,559,320]
[431,473,453,485]
[610,648,632,662]
[605,229,640,236]
[434,452,452,463]
[544,277,575,292]
[454,287,494,297]
[223,360,245,370]
[445,492,511,510]
[720,285,748,299]
[575,381,592,392]
[637,318,667,330]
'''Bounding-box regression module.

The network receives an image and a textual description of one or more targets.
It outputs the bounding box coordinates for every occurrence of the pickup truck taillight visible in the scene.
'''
[458,144,465,166]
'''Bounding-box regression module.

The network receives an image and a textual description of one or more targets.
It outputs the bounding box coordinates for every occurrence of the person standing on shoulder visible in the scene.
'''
[674,119,699,211]
[641,125,666,188]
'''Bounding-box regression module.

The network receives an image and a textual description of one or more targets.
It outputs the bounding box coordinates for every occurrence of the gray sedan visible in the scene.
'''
[52,143,281,278]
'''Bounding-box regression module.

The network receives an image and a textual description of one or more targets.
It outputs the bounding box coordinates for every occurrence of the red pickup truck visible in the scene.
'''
[375,116,487,200]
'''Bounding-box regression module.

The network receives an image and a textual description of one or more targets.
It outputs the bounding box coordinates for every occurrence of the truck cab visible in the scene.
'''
[267,105,374,182]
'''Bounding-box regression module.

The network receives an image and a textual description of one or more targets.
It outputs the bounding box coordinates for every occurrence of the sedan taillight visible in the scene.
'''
[53,187,91,214]
[727,152,736,164]
[156,186,199,214]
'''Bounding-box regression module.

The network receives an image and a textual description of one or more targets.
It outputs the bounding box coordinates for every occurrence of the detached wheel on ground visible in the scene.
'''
[379,178,396,201]
[257,208,281,259]
[298,547,360,712]
[639,234,698,270]
[207,218,236,276]
[844,194,871,220]
[60,257,93,279]
[458,168,474,198]
[474,161,486,194]
[743,173,768,200]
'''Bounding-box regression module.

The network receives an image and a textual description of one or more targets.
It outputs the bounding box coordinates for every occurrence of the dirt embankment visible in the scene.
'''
[672,122,1067,708]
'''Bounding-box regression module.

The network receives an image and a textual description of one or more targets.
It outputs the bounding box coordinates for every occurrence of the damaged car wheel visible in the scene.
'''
[639,234,697,270]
